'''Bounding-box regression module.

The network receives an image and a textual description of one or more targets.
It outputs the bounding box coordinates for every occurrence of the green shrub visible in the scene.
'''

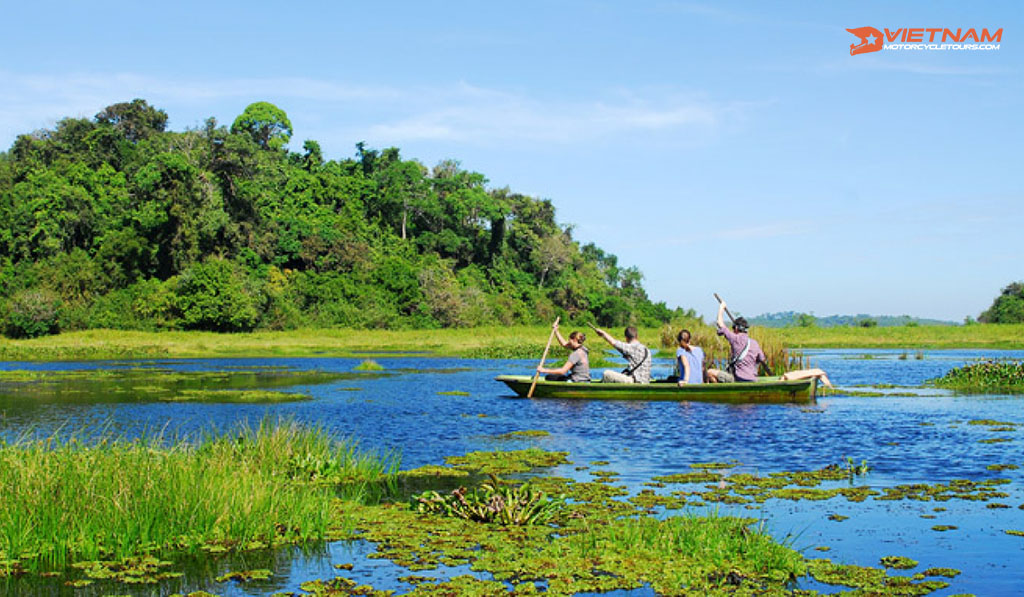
[175,259,259,332]
[4,288,62,338]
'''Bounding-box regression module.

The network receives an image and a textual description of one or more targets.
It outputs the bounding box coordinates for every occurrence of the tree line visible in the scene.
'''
[0,100,681,337]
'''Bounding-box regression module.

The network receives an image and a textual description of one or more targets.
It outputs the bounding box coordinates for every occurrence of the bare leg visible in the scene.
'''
[780,368,833,388]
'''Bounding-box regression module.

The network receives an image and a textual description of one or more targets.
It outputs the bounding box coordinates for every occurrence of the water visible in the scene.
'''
[2,349,1023,595]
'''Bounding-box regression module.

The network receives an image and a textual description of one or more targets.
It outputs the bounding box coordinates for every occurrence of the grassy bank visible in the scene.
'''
[0,419,398,572]
[1,323,1022,362]
[772,323,1024,349]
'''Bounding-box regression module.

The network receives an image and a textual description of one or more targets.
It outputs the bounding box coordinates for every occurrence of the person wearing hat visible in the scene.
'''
[706,300,767,383]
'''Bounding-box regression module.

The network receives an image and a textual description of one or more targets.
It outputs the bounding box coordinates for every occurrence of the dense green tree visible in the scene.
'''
[0,99,680,335]
[230,102,292,150]
[95,99,168,143]
[979,282,1024,323]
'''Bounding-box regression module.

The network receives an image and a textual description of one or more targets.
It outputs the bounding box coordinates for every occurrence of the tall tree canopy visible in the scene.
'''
[0,100,679,337]
[979,282,1024,323]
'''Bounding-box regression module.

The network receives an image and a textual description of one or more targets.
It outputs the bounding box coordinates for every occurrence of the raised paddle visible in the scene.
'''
[528,316,560,398]
[715,293,774,376]
[713,293,736,325]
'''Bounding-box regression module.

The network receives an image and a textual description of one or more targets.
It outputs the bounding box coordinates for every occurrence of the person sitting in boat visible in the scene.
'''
[706,301,766,383]
[675,329,705,386]
[536,323,591,382]
[592,326,651,384]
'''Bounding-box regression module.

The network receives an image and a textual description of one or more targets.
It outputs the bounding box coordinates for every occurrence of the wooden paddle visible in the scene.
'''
[528,316,560,398]
[713,293,736,325]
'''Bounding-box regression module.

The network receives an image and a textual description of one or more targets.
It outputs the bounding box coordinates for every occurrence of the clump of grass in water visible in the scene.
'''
[0,417,398,572]
[160,389,310,403]
[354,359,384,371]
[932,360,1024,392]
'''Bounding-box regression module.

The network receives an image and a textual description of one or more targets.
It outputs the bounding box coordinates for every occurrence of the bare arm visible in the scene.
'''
[552,322,569,348]
[538,360,572,375]
[716,301,727,329]
[593,327,617,347]
[677,355,691,387]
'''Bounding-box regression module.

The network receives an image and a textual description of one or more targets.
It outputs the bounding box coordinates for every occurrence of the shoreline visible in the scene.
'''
[1,324,1023,362]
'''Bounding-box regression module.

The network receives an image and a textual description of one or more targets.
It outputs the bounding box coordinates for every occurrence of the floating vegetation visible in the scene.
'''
[828,514,849,522]
[354,359,384,371]
[444,448,570,475]
[398,465,470,478]
[436,390,469,396]
[0,366,357,403]
[161,389,310,403]
[880,555,918,570]
[71,555,182,585]
[967,419,1019,427]
[215,568,272,582]
[493,430,550,440]
[806,559,947,594]
[932,525,958,531]
[923,567,960,578]
[979,438,1013,444]
[1006,530,1024,537]
[933,360,1024,393]
[986,464,1019,471]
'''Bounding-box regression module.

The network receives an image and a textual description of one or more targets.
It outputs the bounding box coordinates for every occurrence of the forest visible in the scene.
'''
[0,100,681,337]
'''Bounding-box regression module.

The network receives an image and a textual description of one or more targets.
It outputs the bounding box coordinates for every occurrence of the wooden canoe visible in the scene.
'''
[494,375,817,404]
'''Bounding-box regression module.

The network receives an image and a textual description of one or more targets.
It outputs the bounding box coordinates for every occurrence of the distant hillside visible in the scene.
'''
[748,311,958,328]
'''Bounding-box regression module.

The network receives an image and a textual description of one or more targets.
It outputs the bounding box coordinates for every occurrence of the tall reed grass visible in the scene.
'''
[0,418,399,571]
[659,318,807,375]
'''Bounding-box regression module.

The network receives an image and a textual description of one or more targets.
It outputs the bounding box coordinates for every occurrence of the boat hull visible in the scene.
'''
[494,375,816,404]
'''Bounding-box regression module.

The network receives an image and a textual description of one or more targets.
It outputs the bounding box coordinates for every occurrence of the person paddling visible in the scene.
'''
[706,300,766,383]
[536,322,591,382]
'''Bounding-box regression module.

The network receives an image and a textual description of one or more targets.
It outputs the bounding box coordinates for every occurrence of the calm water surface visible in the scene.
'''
[2,349,1023,596]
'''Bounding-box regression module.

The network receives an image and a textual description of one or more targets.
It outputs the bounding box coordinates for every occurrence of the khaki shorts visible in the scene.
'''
[714,370,736,383]
[601,370,635,383]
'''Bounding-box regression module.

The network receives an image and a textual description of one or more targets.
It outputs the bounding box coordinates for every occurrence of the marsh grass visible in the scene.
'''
[659,318,807,374]
[0,418,398,572]
[2,324,1023,362]
[160,389,310,403]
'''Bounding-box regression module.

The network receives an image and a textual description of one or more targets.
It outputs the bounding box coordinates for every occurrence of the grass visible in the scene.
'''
[0,418,399,572]
[932,360,1024,392]
[2,323,1022,362]
[159,389,311,403]
[772,323,1024,349]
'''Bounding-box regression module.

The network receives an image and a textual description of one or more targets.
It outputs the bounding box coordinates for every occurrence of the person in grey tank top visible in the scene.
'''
[536,323,591,382]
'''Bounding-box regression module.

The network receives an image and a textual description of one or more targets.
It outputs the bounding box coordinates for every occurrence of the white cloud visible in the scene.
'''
[0,70,735,149]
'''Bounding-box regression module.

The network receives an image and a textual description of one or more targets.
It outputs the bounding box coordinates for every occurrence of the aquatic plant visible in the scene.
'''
[354,359,385,371]
[161,389,310,403]
[932,360,1024,392]
[413,475,564,526]
[844,456,871,477]
[880,555,918,570]
[493,430,550,440]
[0,418,398,571]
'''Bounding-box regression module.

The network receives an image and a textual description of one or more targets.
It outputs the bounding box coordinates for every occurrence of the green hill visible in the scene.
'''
[0,99,681,337]
[748,311,957,328]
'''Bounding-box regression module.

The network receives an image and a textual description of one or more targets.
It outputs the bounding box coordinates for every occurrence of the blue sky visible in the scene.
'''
[2,1,1020,321]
